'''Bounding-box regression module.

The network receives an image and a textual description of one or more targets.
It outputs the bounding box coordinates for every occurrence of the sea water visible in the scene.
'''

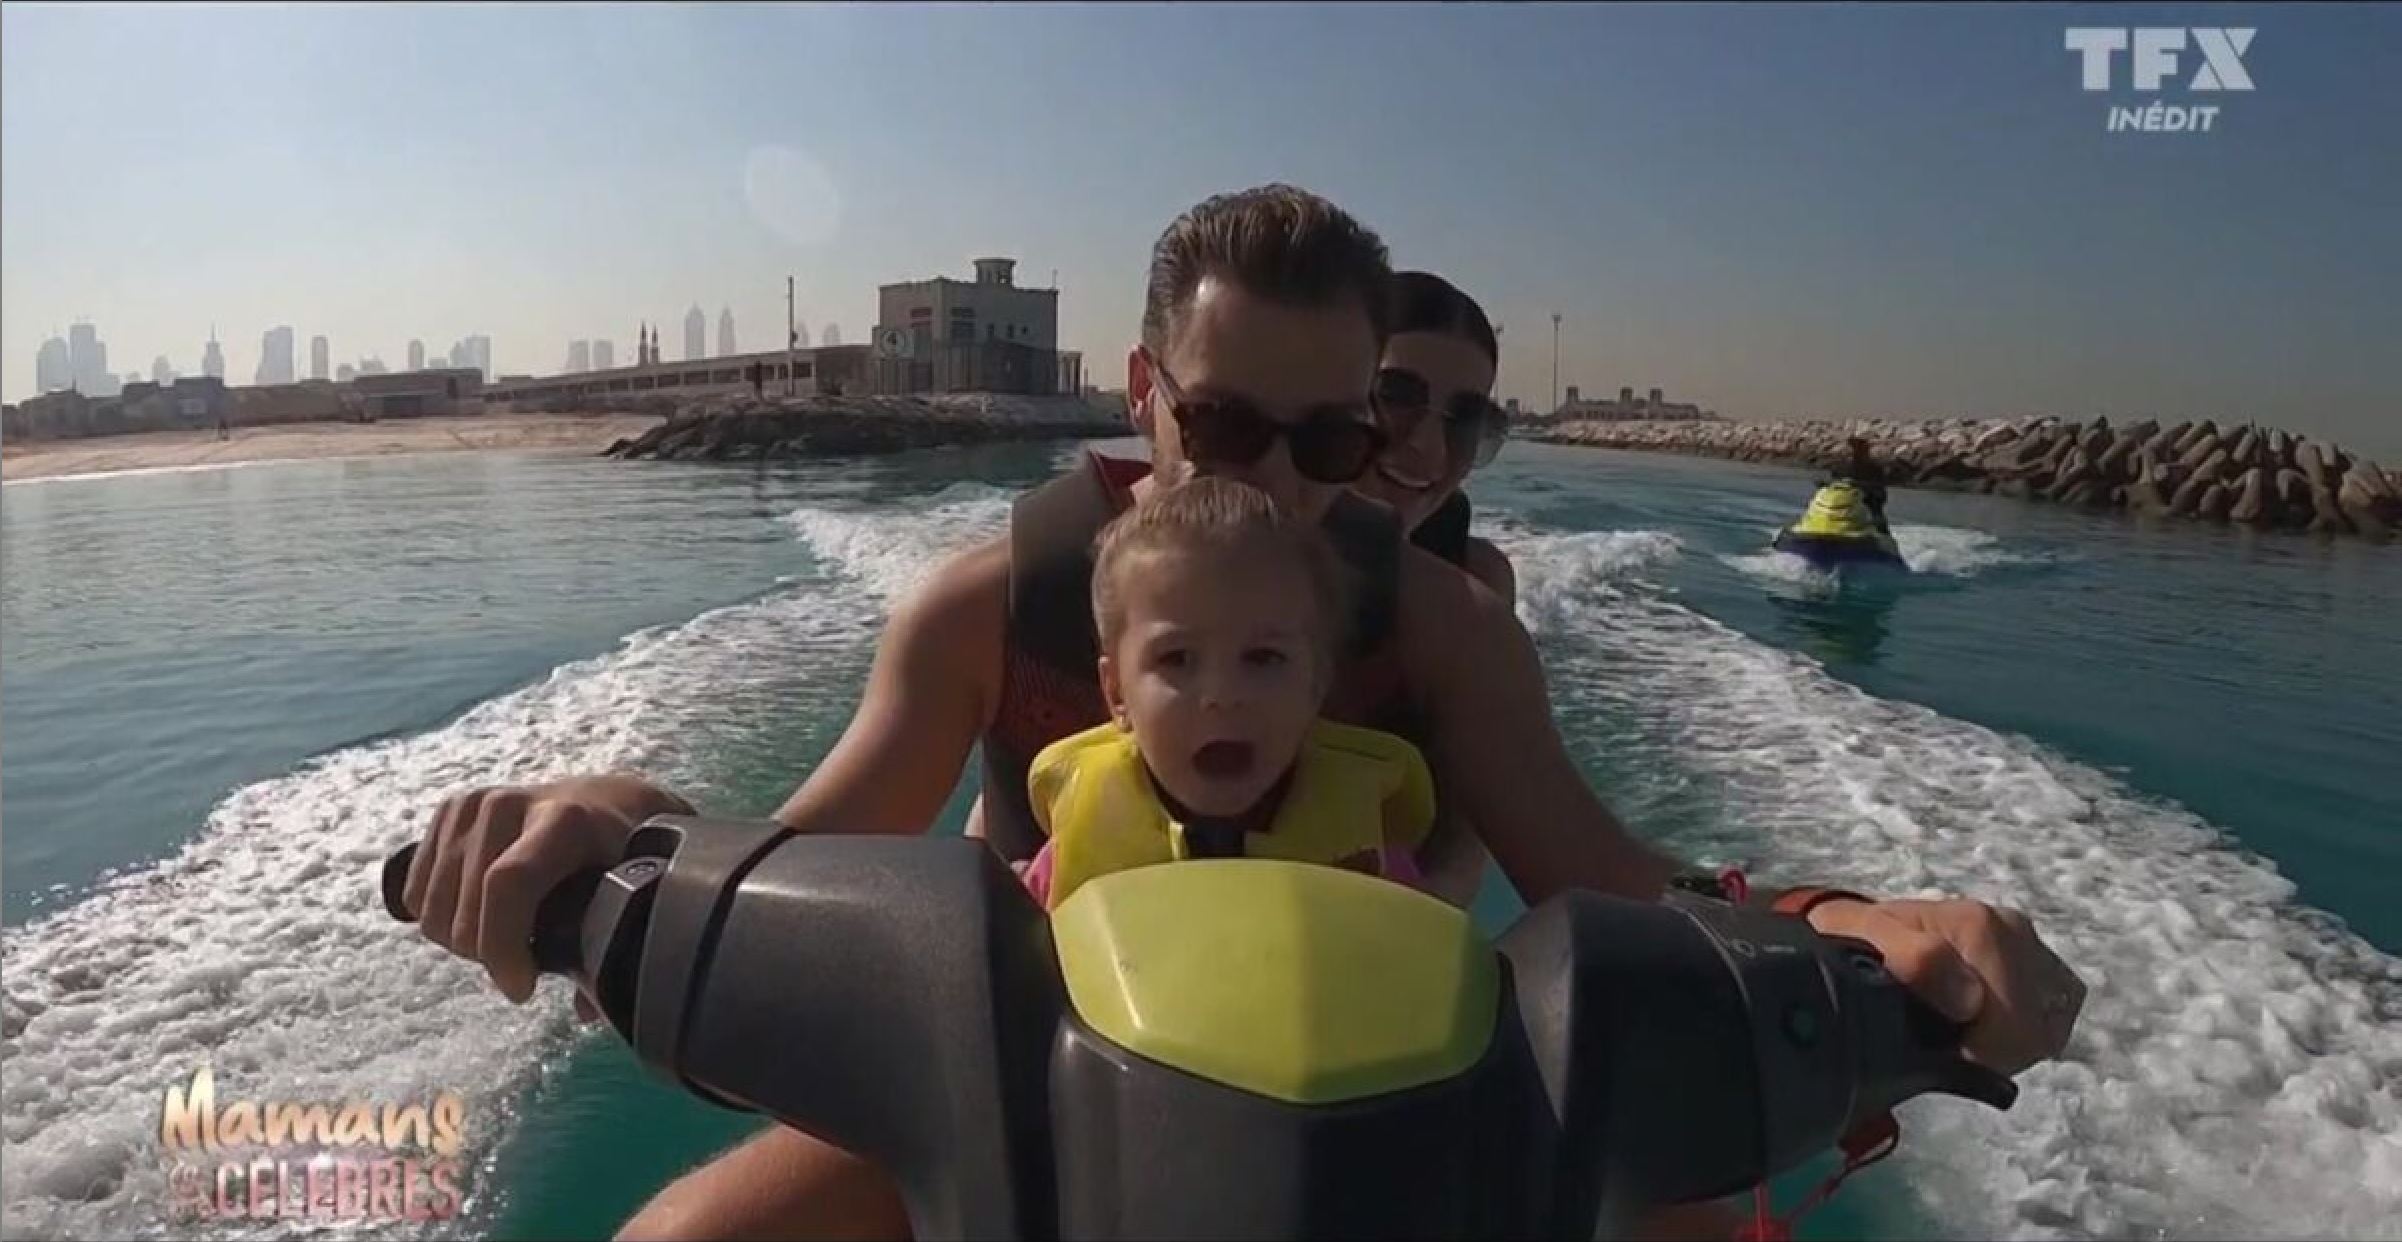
[4,441,2396,1240]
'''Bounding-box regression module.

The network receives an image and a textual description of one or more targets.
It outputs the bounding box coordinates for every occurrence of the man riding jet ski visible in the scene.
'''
[1772,438,1907,571]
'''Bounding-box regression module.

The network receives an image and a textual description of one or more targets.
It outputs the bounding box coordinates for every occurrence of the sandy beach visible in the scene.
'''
[0,412,665,483]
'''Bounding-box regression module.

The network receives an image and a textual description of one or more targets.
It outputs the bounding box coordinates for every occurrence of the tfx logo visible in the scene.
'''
[2064,28,2254,134]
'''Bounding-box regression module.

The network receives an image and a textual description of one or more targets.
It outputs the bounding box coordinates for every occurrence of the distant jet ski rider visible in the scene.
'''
[1833,436,1893,535]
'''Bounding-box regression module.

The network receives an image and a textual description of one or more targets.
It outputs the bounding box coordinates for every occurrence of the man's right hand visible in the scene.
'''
[400,773,694,1004]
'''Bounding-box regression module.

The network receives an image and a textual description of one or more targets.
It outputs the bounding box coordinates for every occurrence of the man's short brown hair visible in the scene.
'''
[1140,184,1395,353]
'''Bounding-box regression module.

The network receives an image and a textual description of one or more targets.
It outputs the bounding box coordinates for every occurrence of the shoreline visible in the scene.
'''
[0,412,666,484]
[1528,416,2402,542]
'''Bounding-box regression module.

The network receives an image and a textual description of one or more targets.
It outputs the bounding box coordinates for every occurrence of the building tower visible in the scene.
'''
[35,333,70,394]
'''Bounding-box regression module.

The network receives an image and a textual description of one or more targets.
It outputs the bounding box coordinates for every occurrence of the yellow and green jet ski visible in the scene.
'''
[1772,480,1908,571]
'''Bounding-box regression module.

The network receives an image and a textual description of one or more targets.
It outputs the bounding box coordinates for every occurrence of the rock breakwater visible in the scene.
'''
[603,393,1127,462]
[1531,416,2402,540]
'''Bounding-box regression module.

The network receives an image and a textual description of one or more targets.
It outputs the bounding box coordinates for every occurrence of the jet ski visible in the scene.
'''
[1772,480,1908,571]
[382,820,2015,1240]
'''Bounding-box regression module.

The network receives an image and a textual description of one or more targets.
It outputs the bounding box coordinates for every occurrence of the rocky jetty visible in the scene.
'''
[1529,416,2402,541]
[602,392,1127,462]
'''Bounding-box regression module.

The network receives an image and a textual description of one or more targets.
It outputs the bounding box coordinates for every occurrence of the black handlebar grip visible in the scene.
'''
[381,843,422,922]
[1831,935,2022,1115]
[379,843,600,977]
[1903,998,2020,1110]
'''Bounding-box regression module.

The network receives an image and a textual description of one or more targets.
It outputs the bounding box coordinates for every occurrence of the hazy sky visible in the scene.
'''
[5,3,2397,450]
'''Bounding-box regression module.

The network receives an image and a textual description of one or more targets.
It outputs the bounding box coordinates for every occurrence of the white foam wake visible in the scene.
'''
[0,492,1009,1241]
[781,483,1013,604]
[1500,531,2402,1240]
[1889,524,2052,577]
[1507,529,1686,633]
[1721,522,2050,592]
[1721,548,1848,596]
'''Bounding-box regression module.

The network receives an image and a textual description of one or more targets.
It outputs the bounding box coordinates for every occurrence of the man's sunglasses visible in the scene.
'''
[1145,352,1388,485]
[1371,368,1510,470]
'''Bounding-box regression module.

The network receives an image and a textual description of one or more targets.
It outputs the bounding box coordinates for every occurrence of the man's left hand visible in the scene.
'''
[1805,897,2087,1075]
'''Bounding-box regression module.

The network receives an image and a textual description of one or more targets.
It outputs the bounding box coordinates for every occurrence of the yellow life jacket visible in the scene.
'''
[1028,720,1437,910]
[1791,481,1880,538]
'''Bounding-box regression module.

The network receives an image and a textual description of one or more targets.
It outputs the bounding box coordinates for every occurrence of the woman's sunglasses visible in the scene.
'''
[1146,352,1388,485]
[1372,368,1510,470]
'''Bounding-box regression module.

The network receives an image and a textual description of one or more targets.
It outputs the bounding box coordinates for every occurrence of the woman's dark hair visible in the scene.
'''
[1388,270,1498,365]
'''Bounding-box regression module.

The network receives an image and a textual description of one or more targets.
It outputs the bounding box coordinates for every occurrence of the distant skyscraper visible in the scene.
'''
[566,340,591,373]
[256,326,296,385]
[593,339,615,371]
[685,306,707,361]
[359,357,389,376]
[152,356,176,386]
[310,335,330,381]
[821,323,840,349]
[408,339,426,372]
[337,363,358,382]
[202,328,225,380]
[68,322,106,394]
[718,307,736,357]
[35,335,70,394]
[458,334,492,380]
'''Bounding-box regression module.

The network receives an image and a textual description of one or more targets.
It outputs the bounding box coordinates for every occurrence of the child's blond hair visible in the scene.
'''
[1091,477,1354,661]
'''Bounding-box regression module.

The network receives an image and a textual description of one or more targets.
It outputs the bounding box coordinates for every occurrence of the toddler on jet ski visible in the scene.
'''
[1021,475,1436,909]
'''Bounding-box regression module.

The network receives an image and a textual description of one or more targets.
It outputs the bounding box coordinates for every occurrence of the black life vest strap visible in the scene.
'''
[1006,451,1120,678]
[1410,490,1474,569]
[1321,490,1401,659]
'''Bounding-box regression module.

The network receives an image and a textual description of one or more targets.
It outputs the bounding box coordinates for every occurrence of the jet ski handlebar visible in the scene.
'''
[381,818,2015,1239]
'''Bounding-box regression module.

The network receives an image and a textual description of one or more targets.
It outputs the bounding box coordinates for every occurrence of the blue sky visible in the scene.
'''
[5,3,2397,450]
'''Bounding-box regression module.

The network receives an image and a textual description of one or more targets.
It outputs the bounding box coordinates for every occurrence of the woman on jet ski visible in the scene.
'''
[1357,270,1516,604]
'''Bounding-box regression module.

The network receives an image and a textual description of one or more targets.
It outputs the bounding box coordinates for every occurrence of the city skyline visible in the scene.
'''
[21,316,517,397]
[4,5,2397,451]
[24,311,853,388]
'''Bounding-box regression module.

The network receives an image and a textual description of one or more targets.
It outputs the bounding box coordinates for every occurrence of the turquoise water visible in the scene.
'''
[4,443,2398,1240]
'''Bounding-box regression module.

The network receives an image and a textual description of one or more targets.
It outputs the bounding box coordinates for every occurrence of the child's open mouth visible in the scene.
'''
[1191,740,1257,780]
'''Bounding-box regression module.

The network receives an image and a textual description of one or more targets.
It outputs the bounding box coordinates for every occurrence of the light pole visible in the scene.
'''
[785,276,797,398]
[1550,313,1562,414]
